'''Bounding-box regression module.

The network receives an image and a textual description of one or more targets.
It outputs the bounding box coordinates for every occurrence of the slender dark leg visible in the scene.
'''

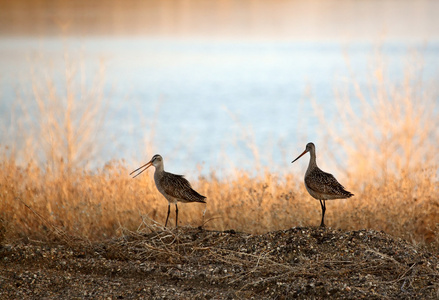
[319,200,326,227]
[175,204,178,227]
[165,204,171,227]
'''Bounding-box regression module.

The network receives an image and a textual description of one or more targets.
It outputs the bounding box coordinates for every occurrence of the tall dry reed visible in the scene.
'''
[14,53,107,174]
[311,53,439,245]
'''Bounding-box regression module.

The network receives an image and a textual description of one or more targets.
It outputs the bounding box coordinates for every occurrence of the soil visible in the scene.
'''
[1,226,438,299]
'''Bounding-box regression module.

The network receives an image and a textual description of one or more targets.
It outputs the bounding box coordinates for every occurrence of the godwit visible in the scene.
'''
[130,154,206,227]
[292,143,353,227]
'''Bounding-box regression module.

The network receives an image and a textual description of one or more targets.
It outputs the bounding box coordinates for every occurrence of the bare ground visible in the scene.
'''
[1,226,438,299]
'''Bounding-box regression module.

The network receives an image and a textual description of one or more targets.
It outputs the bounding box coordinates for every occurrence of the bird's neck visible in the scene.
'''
[307,150,318,172]
[154,163,165,175]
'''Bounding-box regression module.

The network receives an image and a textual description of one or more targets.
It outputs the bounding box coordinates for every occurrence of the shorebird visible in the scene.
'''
[130,154,206,227]
[292,142,353,227]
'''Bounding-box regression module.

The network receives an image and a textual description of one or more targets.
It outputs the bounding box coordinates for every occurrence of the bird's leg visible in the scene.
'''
[175,204,178,227]
[202,204,207,228]
[320,200,326,228]
[165,203,171,227]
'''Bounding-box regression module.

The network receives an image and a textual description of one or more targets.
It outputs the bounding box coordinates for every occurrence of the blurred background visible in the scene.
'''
[1,0,438,177]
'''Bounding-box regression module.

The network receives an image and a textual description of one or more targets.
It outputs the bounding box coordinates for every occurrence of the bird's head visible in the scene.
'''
[130,154,163,178]
[292,142,315,163]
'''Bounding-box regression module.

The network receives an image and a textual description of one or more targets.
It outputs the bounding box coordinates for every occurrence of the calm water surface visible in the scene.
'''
[1,37,438,176]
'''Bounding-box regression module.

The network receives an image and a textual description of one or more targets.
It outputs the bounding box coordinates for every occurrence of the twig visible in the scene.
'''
[16,197,73,245]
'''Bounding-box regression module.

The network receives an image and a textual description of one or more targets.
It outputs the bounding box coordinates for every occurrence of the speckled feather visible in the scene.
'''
[305,167,354,199]
[159,172,206,203]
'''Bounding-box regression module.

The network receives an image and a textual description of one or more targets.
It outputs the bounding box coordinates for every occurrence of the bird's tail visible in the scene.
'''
[196,195,207,203]
[189,189,207,203]
[344,190,354,198]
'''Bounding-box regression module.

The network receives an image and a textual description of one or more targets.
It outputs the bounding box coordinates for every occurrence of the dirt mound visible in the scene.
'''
[1,227,438,299]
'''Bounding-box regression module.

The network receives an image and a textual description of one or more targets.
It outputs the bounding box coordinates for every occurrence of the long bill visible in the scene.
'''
[130,161,153,178]
[291,149,308,163]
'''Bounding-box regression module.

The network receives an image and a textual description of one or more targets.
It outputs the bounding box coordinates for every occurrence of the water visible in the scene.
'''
[1,37,438,176]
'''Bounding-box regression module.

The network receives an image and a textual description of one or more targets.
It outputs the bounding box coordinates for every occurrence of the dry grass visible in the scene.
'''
[0,52,438,253]
[310,53,439,246]
[1,152,437,250]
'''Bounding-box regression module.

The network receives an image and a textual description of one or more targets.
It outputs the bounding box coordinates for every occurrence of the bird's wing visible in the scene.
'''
[160,173,206,202]
[305,168,353,197]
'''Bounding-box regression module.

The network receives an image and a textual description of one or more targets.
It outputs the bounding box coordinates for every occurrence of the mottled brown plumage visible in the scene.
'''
[305,168,353,199]
[130,154,206,227]
[158,174,206,203]
[292,143,353,227]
